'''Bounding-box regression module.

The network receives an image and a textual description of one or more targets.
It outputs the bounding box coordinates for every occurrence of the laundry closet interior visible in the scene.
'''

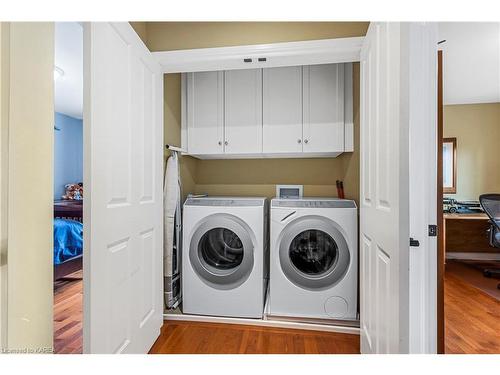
[146,22,366,333]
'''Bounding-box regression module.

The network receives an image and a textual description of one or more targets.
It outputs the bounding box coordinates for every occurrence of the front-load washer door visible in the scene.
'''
[189,213,255,290]
[279,215,350,290]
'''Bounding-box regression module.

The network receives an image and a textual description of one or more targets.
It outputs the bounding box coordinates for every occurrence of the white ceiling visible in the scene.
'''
[55,22,83,119]
[439,22,500,105]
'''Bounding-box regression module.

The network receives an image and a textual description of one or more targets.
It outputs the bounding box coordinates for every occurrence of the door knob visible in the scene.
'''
[224,141,228,146]
[297,139,302,144]
[304,139,309,144]
[218,141,222,146]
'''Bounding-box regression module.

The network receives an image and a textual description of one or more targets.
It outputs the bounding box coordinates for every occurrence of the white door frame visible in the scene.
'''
[0,22,7,349]
[407,23,438,354]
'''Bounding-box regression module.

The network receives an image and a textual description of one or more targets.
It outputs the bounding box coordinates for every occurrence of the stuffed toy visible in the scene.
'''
[62,182,83,200]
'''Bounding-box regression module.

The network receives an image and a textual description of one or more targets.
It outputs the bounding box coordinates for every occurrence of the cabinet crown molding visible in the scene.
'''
[154,37,364,73]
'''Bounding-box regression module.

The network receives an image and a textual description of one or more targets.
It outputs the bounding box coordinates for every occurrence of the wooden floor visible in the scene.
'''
[53,267,500,354]
[53,271,83,354]
[445,260,500,300]
[444,270,500,353]
[149,321,360,354]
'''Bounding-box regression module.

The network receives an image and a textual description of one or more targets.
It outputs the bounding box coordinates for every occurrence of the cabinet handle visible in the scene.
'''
[304,139,309,144]
[297,139,302,144]
[224,141,228,146]
[218,141,222,146]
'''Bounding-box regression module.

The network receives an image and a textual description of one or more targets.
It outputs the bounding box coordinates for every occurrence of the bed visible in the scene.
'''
[54,200,83,280]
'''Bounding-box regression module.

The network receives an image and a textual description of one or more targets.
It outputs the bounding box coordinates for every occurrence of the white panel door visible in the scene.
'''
[83,22,163,354]
[263,66,303,153]
[303,64,344,153]
[187,71,224,155]
[360,22,410,354]
[224,69,262,154]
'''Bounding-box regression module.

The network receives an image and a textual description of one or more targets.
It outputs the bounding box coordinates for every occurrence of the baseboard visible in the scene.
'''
[163,313,360,335]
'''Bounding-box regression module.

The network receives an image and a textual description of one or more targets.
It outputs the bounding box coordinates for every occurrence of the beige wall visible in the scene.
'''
[129,22,147,44]
[0,22,8,348]
[1,23,54,352]
[443,103,500,200]
[163,73,197,199]
[141,22,366,203]
[145,22,369,51]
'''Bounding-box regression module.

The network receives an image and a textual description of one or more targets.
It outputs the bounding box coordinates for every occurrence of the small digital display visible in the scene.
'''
[276,185,303,199]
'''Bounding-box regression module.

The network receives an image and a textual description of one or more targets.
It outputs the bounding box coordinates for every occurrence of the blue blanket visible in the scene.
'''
[54,218,83,265]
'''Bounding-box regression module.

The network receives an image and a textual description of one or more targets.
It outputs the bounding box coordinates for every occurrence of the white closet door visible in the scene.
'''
[263,66,303,154]
[187,71,224,155]
[303,64,345,153]
[84,22,163,353]
[360,22,410,354]
[224,69,262,154]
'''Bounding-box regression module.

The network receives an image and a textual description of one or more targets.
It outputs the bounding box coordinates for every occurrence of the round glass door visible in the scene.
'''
[199,228,244,270]
[189,214,255,290]
[289,229,338,276]
[279,216,350,290]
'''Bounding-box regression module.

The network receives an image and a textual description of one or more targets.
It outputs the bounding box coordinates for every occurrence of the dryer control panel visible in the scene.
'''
[271,198,356,209]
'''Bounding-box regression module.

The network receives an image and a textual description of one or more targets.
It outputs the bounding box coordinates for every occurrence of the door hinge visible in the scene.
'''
[410,238,420,247]
[428,224,438,237]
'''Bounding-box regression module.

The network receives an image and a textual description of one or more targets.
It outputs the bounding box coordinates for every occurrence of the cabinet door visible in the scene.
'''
[187,71,224,155]
[263,66,303,154]
[303,64,345,153]
[224,69,262,154]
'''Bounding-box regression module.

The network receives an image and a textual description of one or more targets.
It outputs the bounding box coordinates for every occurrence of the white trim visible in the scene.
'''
[446,252,500,261]
[344,62,354,152]
[408,22,438,354]
[82,20,91,355]
[187,151,343,160]
[154,37,365,73]
[163,313,360,336]
[180,73,187,152]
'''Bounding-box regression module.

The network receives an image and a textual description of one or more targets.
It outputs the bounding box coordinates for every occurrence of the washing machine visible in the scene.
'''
[182,197,268,318]
[269,198,358,320]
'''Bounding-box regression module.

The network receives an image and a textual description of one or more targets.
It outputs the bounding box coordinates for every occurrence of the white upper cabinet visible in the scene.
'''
[224,69,263,154]
[262,66,303,154]
[187,71,224,155]
[303,64,345,153]
[182,63,351,159]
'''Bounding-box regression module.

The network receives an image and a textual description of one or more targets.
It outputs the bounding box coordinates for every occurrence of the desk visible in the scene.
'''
[443,212,494,261]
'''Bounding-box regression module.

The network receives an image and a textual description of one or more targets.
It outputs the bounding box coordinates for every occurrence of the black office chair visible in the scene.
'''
[479,194,500,289]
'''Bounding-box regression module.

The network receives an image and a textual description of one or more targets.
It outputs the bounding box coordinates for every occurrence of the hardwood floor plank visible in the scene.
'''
[54,271,83,354]
[55,265,499,354]
[149,321,360,354]
[445,270,500,354]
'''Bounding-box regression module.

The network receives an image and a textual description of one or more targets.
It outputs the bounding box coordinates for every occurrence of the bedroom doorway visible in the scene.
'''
[53,22,84,354]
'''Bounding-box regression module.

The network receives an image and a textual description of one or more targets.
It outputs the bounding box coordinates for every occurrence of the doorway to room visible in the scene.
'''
[437,22,500,354]
[53,22,84,354]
